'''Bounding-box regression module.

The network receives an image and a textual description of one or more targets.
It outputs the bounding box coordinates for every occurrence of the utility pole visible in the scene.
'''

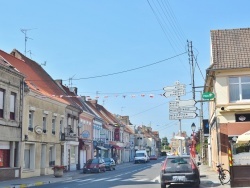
[188,40,195,100]
[188,40,205,162]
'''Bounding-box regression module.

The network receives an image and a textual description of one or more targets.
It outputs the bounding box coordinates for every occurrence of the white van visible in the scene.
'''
[134,150,149,163]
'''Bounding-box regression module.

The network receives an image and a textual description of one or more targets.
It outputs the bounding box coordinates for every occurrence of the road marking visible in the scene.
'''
[106,178,121,181]
[135,178,149,181]
[91,178,109,182]
[121,178,137,181]
[151,176,160,183]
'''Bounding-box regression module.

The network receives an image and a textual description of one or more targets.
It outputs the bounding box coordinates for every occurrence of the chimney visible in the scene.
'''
[55,79,63,85]
[90,99,98,107]
[69,87,77,95]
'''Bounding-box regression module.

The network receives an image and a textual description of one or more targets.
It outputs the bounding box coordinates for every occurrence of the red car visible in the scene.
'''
[149,155,158,160]
[83,158,106,173]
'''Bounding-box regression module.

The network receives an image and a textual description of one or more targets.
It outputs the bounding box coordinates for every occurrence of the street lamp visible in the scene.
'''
[190,123,196,159]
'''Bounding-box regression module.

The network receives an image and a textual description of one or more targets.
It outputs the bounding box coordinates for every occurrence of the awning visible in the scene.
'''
[96,146,108,150]
[112,145,123,150]
[236,130,250,144]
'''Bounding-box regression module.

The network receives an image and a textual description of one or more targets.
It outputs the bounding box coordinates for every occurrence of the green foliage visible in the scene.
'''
[162,137,169,146]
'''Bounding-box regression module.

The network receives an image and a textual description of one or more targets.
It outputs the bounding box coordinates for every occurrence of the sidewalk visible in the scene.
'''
[199,163,230,188]
[0,162,132,188]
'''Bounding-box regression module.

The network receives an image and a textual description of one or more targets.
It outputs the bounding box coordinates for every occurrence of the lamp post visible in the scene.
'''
[191,123,196,159]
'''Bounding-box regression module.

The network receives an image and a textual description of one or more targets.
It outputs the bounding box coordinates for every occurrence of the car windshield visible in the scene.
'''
[135,153,145,157]
[104,158,111,162]
[86,158,99,164]
[165,157,192,172]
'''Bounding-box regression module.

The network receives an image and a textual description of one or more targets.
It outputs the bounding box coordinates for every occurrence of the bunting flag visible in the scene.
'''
[50,93,164,99]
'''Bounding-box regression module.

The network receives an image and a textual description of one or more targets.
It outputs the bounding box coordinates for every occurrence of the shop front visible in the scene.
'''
[230,130,250,187]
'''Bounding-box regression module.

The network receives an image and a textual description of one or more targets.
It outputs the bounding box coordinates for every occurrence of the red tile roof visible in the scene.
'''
[211,28,250,70]
[0,49,76,106]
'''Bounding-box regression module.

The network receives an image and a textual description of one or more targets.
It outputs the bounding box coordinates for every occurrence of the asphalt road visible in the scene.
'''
[35,157,226,188]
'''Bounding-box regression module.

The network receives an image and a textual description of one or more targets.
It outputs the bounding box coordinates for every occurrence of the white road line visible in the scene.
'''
[75,178,93,182]
[135,178,149,182]
[121,178,137,181]
[106,178,121,181]
[63,179,84,183]
[151,176,160,183]
[91,178,109,182]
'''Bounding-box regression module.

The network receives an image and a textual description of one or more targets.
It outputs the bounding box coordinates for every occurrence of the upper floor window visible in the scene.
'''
[43,116,47,133]
[9,92,16,120]
[52,118,56,135]
[28,111,34,131]
[229,76,250,102]
[0,89,5,118]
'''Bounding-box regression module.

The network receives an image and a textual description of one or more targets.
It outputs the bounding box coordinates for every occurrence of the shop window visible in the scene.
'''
[24,144,35,170]
[70,146,76,164]
[49,145,55,167]
[0,149,10,168]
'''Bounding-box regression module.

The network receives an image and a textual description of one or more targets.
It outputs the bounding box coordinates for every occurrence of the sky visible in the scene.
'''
[1,1,250,139]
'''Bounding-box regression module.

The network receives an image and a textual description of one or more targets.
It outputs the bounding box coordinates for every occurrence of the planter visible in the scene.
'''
[52,166,65,177]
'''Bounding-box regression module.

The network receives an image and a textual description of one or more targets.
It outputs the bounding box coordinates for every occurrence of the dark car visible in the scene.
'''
[149,154,158,160]
[103,157,116,171]
[160,155,201,188]
[83,158,106,173]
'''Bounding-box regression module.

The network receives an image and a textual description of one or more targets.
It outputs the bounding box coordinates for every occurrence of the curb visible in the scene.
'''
[2,177,73,188]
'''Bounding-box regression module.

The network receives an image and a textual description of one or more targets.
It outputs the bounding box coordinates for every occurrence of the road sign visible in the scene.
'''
[169,112,197,120]
[163,84,186,91]
[163,89,186,97]
[169,106,197,113]
[202,92,215,100]
[174,136,185,140]
[169,99,196,107]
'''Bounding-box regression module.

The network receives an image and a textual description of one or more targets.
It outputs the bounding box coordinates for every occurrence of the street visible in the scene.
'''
[35,157,227,188]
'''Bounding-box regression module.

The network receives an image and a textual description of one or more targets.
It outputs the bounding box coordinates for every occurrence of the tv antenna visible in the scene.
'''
[27,50,34,59]
[69,74,76,87]
[20,28,37,55]
[40,61,46,66]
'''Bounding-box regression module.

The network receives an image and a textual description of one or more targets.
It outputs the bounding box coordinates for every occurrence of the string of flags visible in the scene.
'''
[48,93,164,99]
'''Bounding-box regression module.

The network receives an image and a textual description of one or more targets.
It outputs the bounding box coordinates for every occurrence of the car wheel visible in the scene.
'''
[160,183,166,188]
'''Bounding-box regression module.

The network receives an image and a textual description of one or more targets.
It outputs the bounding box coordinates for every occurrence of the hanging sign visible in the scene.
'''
[202,92,215,100]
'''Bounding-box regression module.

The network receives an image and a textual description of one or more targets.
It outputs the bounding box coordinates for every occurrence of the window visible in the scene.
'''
[0,89,4,118]
[229,76,250,102]
[10,92,16,120]
[52,118,56,135]
[24,144,35,170]
[43,116,47,133]
[59,120,63,139]
[70,146,76,164]
[28,111,34,131]
[49,145,55,166]
[0,149,10,168]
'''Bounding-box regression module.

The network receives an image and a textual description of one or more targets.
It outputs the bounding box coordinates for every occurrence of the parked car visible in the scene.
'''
[83,158,106,173]
[149,154,158,160]
[160,155,201,188]
[103,157,116,171]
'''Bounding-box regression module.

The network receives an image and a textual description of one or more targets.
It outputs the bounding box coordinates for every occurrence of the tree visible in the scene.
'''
[161,137,169,149]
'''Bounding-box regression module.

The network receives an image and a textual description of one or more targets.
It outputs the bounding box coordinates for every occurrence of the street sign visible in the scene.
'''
[169,106,197,113]
[202,92,215,100]
[163,89,186,97]
[169,112,197,120]
[163,84,186,91]
[169,99,196,107]
[174,136,185,140]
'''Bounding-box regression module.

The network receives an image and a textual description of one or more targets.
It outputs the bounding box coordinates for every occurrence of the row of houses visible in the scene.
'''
[0,48,161,181]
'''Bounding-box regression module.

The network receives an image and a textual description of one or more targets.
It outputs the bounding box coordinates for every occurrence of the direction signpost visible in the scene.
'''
[163,81,198,155]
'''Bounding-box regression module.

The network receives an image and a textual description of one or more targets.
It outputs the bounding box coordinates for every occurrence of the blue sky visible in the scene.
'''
[1,1,250,139]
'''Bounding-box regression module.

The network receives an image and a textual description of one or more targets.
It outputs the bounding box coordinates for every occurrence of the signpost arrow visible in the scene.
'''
[169,99,196,107]
[169,106,197,113]
[169,112,197,120]
[163,84,186,91]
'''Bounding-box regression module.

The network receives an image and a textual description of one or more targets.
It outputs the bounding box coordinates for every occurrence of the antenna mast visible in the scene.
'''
[20,28,36,55]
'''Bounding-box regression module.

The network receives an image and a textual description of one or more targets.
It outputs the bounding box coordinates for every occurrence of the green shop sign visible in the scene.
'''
[202,92,215,100]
